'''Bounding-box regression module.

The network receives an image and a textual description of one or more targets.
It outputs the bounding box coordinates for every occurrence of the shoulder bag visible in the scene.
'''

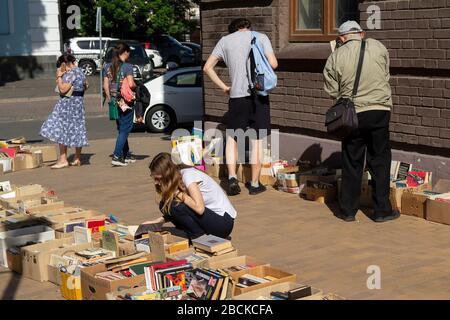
[108,64,123,121]
[325,40,366,139]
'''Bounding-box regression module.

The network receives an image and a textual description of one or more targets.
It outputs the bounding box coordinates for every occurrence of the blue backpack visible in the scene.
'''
[248,31,277,96]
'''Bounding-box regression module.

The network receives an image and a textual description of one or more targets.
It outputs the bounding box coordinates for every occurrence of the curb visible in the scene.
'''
[0,94,101,104]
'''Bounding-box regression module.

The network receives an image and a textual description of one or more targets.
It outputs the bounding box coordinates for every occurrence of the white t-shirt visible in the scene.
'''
[181,168,237,219]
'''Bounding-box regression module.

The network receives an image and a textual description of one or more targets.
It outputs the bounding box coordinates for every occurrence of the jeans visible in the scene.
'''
[114,108,134,158]
[340,110,392,216]
[161,201,235,240]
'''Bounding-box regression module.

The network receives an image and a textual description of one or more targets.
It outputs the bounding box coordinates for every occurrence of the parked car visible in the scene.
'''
[144,35,196,67]
[181,42,201,65]
[143,66,203,133]
[103,40,154,83]
[145,48,164,68]
[64,37,118,76]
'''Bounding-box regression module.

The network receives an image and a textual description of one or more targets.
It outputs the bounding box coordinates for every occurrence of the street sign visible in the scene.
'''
[95,7,102,32]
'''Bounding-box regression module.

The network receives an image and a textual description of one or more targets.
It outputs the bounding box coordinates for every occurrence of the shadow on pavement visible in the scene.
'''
[0,271,21,300]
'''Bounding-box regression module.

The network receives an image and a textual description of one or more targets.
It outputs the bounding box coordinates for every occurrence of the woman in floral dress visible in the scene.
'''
[40,53,89,169]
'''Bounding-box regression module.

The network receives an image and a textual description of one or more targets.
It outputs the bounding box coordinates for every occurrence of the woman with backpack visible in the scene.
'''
[103,42,143,167]
[40,53,89,169]
[141,152,237,240]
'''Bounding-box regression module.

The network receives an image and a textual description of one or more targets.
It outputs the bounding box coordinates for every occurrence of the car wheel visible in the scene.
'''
[79,60,96,76]
[166,56,180,68]
[146,106,174,133]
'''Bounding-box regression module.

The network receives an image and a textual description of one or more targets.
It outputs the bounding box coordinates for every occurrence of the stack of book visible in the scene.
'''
[192,234,235,257]
[144,260,193,292]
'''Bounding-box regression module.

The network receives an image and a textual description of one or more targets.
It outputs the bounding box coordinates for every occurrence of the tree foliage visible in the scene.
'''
[60,0,199,40]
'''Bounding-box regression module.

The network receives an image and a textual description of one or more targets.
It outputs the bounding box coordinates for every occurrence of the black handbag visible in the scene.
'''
[325,40,366,139]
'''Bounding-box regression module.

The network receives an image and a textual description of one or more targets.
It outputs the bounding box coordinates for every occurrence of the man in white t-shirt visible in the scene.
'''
[204,18,278,196]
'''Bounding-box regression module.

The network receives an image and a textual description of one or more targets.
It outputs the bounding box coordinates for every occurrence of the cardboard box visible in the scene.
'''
[148,231,189,262]
[0,225,55,267]
[401,193,429,219]
[230,265,297,296]
[166,248,239,268]
[426,199,450,225]
[22,236,94,282]
[299,173,337,194]
[61,272,82,300]
[0,158,12,173]
[80,255,153,300]
[42,210,105,230]
[26,202,66,215]
[206,255,269,270]
[233,282,322,300]
[0,163,3,175]
[237,164,252,184]
[7,249,22,273]
[0,214,47,233]
[205,157,227,178]
[21,145,58,163]
[13,152,43,171]
[304,186,337,203]
[390,182,432,212]
[48,264,62,286]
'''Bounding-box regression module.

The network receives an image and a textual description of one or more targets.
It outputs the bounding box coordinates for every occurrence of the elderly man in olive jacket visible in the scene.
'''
[323,21,398,223]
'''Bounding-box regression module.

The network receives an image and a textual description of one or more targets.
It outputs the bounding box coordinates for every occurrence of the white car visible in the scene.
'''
[145,49,163,68]
[143,66,203,133]
[64,37,119,76]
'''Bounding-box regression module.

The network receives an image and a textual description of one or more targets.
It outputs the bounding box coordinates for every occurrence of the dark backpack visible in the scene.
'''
[134,84,151,118]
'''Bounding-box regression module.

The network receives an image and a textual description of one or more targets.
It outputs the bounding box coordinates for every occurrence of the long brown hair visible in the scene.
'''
[149,152,190,215]
[110,42,131,81]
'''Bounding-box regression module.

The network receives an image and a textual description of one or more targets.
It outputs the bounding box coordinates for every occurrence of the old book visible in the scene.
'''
[192,234,232,253]
[288,285,312,300]
[64,220,85,233]
[74,226,91,244]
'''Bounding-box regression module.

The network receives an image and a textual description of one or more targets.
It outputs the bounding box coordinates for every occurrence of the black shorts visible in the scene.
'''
[227,95,271,139]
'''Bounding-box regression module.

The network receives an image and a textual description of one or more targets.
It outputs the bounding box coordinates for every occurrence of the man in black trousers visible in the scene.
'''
[323,21,399,223]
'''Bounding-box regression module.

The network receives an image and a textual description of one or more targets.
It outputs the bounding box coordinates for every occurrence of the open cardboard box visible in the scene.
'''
[0,225,55,267]
[232,282,322,300]
[304,186,337,204]
[20,145,58,163]
[166,247,238,268]
[7,249,23,274]
[424,179,450,225]
[80,254,154,300]
[27,204,74,216]
[147,231,190,262]
[206,255,269,271]
[230,265,297,296]
[41,210,105,230]
[21,235,95,282]
[24,201,65,214]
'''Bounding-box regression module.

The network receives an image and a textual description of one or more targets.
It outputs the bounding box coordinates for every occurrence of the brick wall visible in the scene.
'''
[201,0,450,153]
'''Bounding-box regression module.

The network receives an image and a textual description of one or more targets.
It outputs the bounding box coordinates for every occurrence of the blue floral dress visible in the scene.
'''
[40,67,89,147]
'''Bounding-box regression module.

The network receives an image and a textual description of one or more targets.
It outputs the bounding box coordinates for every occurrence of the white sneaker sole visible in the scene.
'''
[125,159,136,164]
[111,160,128,167]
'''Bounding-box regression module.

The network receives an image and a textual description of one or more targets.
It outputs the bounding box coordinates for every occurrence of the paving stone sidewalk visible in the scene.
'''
[1,136,450,300]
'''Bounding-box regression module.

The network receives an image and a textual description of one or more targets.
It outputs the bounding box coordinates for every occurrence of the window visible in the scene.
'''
[166,72,200,87]
[92,40,107,50]
[0,0,10,35]
[76,40,91,50]
[290,0,359,42]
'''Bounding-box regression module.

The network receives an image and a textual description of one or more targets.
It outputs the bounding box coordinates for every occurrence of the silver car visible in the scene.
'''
[143,66,203,133]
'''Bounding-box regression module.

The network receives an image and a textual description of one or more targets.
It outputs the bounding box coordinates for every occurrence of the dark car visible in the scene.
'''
[103,40,154,82]
[144,35,196,67]
[181,42,201,65]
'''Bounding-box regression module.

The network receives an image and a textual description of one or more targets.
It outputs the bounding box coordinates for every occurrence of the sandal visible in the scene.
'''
[51,162,69,169]
[70,159,81,167]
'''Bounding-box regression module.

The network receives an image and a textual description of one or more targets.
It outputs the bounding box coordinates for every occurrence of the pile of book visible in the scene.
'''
[192,234,236,257]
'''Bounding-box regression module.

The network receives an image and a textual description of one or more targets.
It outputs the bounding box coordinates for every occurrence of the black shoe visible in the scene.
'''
[227,178,241,196]
[334,212,356,222]
[248,183,267,195]
[374,210,400,223]
[111,156,128,167]
[125,153,136,163]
